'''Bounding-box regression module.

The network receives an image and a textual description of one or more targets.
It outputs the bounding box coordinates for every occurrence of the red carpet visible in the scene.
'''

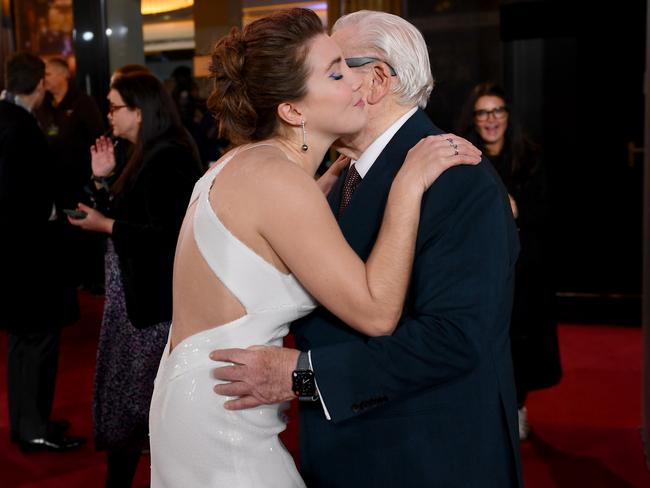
[1,291,649,487]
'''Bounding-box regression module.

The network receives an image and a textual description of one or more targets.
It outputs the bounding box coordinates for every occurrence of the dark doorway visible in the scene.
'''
[502,0,645,324]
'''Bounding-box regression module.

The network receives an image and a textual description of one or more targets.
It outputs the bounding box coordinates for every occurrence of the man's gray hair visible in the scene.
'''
[333,10,434,109]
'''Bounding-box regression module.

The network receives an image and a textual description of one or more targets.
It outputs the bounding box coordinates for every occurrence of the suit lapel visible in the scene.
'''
[327,166,346,215]
[336,110,440,260]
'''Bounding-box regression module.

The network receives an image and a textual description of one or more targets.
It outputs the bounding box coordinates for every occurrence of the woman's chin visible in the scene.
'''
[480,132,503,144]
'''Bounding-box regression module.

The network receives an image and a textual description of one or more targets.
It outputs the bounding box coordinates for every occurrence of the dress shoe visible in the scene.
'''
[10,420,71,443]
[48,420,71,436]
[20,434,86,453]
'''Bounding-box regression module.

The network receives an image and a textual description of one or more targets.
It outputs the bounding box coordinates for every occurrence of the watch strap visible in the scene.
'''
[296,351,311,371]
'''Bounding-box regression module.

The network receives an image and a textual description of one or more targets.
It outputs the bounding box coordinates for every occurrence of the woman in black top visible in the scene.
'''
[458,82,562,440]
[69,73,201,486]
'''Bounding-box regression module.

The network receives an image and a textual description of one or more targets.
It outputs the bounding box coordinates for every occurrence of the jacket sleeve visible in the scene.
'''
[310,166,518,422]
[111,149,196,257]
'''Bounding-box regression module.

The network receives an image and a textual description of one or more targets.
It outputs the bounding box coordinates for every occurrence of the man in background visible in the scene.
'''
[36,57,105,293]
[0,52,84,453]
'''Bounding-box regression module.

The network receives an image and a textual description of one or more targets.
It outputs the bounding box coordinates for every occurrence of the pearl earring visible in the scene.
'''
[301,119,308,152]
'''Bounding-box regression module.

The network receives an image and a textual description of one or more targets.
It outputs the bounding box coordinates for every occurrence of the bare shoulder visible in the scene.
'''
[210,144,325,219]
[230,145,320,196]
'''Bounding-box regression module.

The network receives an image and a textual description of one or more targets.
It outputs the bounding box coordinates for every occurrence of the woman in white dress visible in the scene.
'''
[149,8,481,487]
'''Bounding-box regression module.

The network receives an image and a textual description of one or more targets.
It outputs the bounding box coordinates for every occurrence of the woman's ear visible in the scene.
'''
[277,102,303,127]
[367,63,393,105]
[135,107,142,125]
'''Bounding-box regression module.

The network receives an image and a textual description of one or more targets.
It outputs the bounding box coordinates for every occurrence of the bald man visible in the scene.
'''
[36,57,105,292]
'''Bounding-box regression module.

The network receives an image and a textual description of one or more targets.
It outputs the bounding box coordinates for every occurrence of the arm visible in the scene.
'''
[211,165,515,411]
[310,168,516,421]
[255,135,480,337]
[68,137,120,232]
[70,148,196,250]
[110,153,197,256]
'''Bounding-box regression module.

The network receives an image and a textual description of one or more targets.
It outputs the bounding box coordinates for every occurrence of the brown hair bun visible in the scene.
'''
[207,8,324,145]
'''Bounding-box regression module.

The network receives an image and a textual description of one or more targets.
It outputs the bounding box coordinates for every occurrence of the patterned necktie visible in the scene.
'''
[338,164,362,217]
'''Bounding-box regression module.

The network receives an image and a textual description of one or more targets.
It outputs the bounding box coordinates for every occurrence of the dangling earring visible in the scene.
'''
[301,119,308,152]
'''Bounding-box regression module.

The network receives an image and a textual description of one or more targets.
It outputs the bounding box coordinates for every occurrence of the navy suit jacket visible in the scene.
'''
[292,109,523,487]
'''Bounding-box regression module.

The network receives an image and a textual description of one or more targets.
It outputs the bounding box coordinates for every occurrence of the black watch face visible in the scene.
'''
[292,370,315,397]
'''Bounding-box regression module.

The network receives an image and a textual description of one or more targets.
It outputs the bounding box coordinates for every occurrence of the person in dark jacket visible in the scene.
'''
[0,52,84,453]
[68,72,201,487]
[458,81,562,439]
[36,57,106,293]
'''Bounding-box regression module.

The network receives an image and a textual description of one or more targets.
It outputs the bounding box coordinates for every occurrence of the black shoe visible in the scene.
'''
[20,434,86,453]
[48,420,71,436]
[11,420,71,444]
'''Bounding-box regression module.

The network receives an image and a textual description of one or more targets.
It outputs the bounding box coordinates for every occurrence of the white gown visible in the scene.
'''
[149,151,316,487]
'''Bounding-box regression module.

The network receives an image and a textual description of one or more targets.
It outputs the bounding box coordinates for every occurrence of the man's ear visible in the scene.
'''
[277,102,303,127]
[367,64,393,105]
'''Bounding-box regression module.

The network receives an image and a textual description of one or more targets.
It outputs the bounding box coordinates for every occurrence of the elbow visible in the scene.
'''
[365,314,400,337]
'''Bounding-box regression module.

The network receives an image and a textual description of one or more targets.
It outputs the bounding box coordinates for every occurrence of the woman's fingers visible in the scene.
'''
[438,133,481,158]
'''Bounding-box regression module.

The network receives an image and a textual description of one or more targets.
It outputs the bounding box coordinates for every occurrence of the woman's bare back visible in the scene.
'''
[170,145,295,351]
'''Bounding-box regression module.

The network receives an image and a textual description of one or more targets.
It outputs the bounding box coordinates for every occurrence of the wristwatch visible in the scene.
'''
[292,351,319,401]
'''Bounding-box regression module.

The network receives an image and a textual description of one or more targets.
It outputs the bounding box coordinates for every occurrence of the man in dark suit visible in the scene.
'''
[211,11,522,486]
[0,52,84,452]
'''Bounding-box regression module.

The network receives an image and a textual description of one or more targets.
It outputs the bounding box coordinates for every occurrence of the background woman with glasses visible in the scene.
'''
[68,72,202,487]
[457,81,562,441]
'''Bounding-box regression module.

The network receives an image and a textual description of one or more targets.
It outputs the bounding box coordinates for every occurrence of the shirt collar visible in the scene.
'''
[353,107,418,178]
[0,90,33,113]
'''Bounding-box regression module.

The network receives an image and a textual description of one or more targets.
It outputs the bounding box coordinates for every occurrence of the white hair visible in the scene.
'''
[332,10,434,109]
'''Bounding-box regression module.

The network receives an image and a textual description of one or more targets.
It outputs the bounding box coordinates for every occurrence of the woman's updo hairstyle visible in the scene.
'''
[208,8,325,145]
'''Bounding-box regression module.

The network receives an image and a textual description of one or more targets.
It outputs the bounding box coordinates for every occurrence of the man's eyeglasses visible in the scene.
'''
[345,57,397,76]
[473,106,508,121]
[108,104,128,115]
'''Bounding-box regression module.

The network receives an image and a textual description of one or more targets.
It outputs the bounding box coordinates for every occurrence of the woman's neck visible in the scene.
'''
[270,137,331,177]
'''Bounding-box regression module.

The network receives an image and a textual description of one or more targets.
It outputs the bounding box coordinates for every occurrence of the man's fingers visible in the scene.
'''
[210,348,249,364]
[224,395,263,411]
[213,364,245,382]
[213,381,251,397]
